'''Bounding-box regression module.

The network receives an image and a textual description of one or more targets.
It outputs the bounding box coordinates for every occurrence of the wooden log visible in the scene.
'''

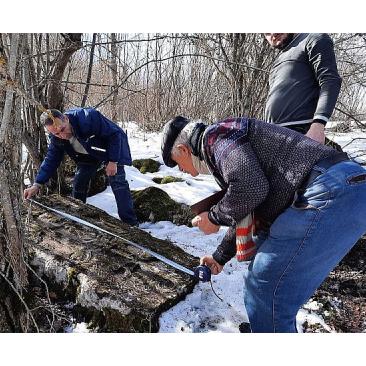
[25,194,198,332]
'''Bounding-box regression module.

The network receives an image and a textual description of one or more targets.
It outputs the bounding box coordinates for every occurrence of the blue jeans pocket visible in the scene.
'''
[347,172,366,185]
[292,182,331,211]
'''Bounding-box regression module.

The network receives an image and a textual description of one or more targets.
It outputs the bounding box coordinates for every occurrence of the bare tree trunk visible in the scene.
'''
[0,34,19,141]
[81,33,96,107]
[46,33,82,194]
[21,37,44,172]
[47,33,82,110]
[0,33,28,288]
[110,33,119,120]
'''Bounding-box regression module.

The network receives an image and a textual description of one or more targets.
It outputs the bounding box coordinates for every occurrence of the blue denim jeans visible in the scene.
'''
[243,161,366,332]
[73,163,138,226]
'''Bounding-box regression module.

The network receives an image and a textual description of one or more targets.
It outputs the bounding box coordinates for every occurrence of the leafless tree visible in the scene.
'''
[333,33,366,127]
[81,33,97,107]
[0,33,34,331]
[0,33,28,289]
[109,33,119,120]
[47,33,83,110]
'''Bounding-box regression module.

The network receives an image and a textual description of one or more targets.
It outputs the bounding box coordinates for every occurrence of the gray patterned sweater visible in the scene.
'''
[197,117,340,265]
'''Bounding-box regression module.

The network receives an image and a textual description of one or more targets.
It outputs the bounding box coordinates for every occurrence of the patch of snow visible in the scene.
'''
[76,273,131,314]
[30,248,69,285]
[64,322,90,333]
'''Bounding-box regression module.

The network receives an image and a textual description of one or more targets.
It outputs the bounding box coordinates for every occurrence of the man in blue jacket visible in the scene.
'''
[24,108,138,226]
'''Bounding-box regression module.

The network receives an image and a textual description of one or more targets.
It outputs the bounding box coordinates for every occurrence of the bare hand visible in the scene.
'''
[23,185,40,200]
[200,255,223,275]
[191,211,220,234]
[305,122,325,144]
[105,162,118,176]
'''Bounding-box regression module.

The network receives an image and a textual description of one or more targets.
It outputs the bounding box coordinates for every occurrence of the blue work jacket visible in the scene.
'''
[35,108,132,184]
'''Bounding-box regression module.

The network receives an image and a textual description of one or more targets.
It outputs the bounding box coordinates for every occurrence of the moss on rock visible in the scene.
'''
[132,159,160,174]
[152,176,184,184]
[132,186,194,225]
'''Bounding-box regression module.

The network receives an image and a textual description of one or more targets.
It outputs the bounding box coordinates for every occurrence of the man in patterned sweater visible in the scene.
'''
[161,115,366,332]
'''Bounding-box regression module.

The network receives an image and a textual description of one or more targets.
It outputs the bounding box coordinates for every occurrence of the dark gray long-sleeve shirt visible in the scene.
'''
[264,33,342,132]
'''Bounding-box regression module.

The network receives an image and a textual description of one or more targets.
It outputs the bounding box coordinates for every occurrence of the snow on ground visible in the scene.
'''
[325,122,366,165]
[86,122,366,333]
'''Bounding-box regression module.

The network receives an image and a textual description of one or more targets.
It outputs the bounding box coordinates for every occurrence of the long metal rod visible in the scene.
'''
[28,199,195,277]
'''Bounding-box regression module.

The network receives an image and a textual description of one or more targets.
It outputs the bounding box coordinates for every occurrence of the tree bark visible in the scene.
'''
[0,33,28,288]
[81,33,96,108]
[46,33,82,194]
[47,33,82,110]
[110,33,119,120]
[0,34,19,143]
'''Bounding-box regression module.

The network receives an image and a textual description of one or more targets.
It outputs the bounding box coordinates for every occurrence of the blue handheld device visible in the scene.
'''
[193,265,211,282]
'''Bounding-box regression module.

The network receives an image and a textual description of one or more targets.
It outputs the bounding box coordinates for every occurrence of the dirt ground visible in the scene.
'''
[303,237,366,333]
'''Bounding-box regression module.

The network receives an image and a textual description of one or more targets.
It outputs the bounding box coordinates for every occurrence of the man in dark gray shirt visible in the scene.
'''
[264,33,342,144]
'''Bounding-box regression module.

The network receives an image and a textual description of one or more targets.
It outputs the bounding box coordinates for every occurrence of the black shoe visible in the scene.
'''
[239,322,251,333]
